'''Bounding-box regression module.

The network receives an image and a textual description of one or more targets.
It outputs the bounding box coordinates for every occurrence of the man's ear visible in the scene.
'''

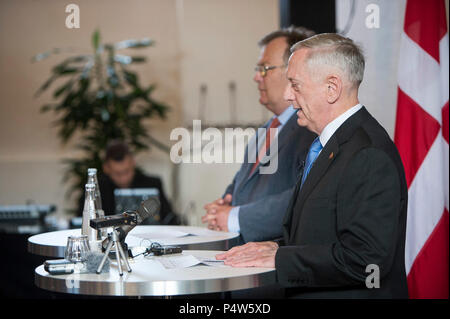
[326,75,342,104]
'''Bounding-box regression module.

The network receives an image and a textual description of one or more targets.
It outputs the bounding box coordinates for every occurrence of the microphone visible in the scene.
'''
[115,197,160,241]
[101,197,160,252]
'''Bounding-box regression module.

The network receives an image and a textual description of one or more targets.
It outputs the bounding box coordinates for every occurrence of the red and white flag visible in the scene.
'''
[395,0,449,299]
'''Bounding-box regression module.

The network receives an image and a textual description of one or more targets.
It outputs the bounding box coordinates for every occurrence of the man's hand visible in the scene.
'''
[215,241,278,268]
[201,194,233,231]
[202,204,232,231]
[204,194,232,212]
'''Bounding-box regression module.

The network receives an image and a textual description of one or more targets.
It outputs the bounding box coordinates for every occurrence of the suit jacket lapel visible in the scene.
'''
[287,106,371,242]
[282,161,304,241]
[289,138,339,241]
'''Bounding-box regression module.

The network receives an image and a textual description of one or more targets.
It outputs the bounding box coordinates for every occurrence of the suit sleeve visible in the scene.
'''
[223,136,254,198]
[223,178,236,198]
[77,192,85,217]
[223,160,246,198]
[275,148,402,288]
[238,186,296,243]
[154,178,177,225]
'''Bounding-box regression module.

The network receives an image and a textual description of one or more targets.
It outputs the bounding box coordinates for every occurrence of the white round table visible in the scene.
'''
[34,250,275,296]
[28,226,240,257]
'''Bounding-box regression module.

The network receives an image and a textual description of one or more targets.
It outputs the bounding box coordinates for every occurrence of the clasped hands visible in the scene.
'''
[201,194,234,232]
[201,194,278,268]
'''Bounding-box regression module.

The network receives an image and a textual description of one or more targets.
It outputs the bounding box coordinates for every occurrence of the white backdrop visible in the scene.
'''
[336,0,407,138]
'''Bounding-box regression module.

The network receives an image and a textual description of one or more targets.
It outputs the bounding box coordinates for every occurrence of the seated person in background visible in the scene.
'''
[78,140,179,225]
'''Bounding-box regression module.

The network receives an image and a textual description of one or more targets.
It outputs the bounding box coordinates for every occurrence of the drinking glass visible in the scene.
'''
[65,235,91,262]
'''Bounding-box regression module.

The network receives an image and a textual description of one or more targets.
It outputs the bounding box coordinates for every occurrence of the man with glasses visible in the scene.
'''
[202,26,316,244]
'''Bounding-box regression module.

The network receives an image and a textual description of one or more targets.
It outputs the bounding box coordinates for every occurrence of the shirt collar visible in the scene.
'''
[274,105,296,126]
[319,103,363,148]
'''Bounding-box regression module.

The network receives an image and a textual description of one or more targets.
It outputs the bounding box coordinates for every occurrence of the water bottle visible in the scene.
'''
[87,168,102,210]
[81,183,102,251]
[87,168,106,238]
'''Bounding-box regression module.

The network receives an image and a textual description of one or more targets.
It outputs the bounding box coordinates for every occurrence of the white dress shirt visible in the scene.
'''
[319,103,363,149]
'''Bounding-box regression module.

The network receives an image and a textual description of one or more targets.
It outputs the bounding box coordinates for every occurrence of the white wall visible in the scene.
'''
[335,0,407,137]
[175,0,278,224]
[177,0,277,126]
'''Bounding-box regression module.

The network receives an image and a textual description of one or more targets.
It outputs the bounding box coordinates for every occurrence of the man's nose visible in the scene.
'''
[253,70,262,83]
[283,84,293,102]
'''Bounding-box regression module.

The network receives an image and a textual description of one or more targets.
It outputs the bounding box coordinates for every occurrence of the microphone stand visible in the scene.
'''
[97,227,131,276]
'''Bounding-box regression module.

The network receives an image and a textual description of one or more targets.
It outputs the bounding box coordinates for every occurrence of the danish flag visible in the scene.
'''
[394,0,449,298]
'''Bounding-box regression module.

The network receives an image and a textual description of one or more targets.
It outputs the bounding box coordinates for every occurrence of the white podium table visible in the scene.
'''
[28,226,240,257]
[34,250,276,296]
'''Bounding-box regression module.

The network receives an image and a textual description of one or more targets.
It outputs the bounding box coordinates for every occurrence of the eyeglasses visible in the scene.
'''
[254,65,285,77]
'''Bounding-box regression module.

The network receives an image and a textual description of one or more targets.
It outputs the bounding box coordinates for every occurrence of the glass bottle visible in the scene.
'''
[81,183,102,251]
[87,168,106,238]
[87,168,103,213]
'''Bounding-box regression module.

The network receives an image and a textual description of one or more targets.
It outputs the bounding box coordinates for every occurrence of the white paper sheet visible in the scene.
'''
[186,227,228,236]
[130,229,190,240]
[156,254,226,269]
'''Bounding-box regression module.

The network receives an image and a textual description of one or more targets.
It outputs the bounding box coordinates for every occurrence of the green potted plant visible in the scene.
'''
[33,30,170,212]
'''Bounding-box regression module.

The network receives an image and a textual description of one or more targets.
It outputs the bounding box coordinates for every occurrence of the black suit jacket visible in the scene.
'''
[275,107,408,298]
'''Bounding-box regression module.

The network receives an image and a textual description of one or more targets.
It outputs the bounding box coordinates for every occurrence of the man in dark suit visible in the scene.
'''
[78,141,179,225]
[202,26,316,243]
[217,33,409,298]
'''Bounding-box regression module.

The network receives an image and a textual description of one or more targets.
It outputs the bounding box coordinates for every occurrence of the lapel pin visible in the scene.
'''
[329,152,334,159]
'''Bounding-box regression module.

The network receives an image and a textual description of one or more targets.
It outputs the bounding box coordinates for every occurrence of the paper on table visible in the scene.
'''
[187,227,229,236]
[157,254,226,269]
[200,258,227,267]
[130,229,190,240]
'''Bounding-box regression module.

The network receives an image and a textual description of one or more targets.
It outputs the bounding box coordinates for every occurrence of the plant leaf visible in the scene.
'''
[35,75,57,96]
[40,104,54,113]
[92,29,101,52]
[114,38,153,50]
[53,79,75,98]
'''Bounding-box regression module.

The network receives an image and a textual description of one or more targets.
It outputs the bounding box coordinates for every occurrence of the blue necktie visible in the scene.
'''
[301,137,323,187]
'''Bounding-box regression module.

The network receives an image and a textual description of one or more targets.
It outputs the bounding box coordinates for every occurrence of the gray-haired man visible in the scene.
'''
[217,33,409,299]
